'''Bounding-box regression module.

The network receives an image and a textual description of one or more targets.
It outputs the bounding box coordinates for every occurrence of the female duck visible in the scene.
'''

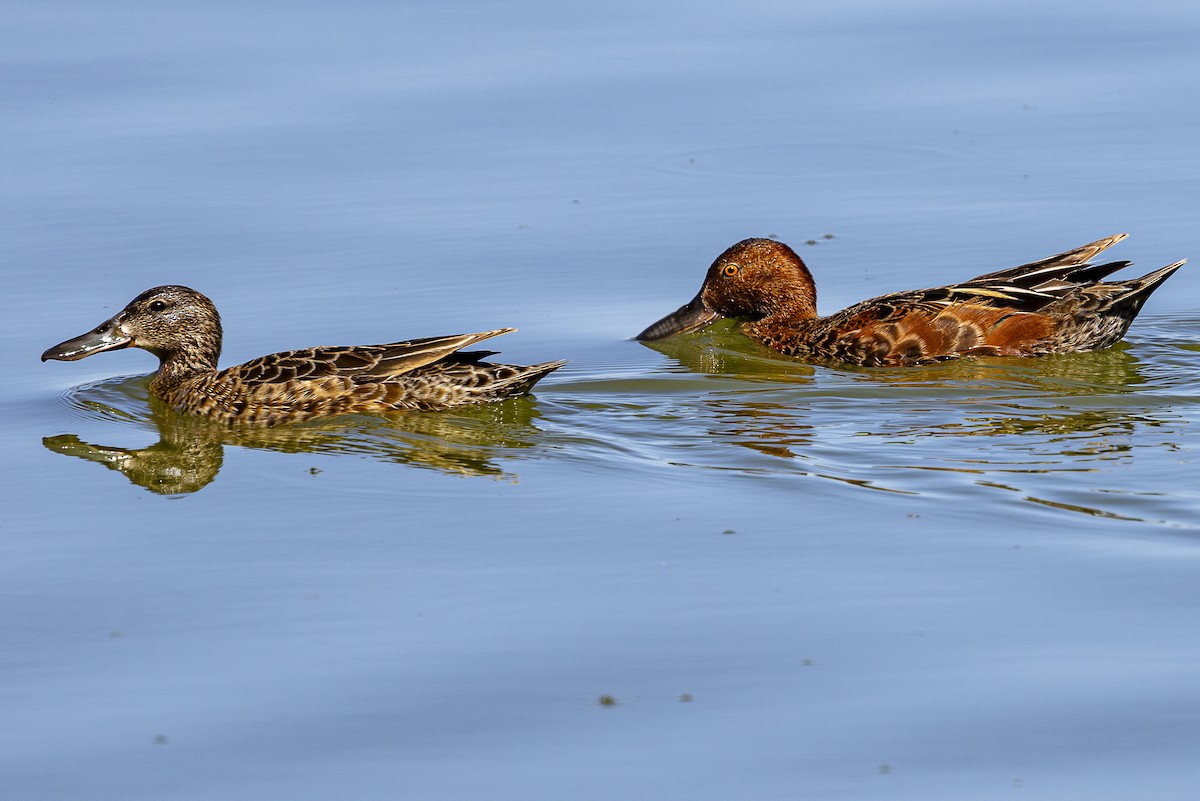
[43,286,565,425]
[636,234,1184,366]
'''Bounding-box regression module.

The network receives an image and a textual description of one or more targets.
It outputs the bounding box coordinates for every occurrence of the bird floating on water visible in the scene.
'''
[636,234,1184,366]
[43,285,565,425]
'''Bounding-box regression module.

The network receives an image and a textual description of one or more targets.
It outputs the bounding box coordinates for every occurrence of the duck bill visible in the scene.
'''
[635,292,723,341]
[41,318,133,362]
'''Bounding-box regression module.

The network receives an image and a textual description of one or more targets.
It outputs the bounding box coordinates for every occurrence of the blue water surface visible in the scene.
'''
[2,1,1199,799]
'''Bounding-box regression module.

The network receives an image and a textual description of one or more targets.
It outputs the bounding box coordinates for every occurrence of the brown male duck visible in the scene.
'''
[43,285,565,425]
[636,234,1184,366]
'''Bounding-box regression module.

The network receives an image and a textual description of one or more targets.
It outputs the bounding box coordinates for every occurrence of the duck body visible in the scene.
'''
[43,286,564,426]
[636,235,1184,366]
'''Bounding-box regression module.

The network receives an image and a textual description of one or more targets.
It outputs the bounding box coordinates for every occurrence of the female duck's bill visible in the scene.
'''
[42,318,133,361]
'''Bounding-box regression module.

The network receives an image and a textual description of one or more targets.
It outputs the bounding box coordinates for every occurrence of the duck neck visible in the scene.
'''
[741,295,821,355]
[754,281,819,327]
[148,338,221,395]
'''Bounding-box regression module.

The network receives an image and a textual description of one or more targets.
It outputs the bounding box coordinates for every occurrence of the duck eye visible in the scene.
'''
[148,300,168,312]
[722,263,740,277]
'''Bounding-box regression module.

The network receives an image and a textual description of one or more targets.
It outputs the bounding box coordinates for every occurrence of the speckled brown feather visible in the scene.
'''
[637,235,1184,366]
[43,286,565,425]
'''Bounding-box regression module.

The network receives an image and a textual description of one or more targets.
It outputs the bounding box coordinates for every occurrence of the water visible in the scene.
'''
[3,1,1199,799]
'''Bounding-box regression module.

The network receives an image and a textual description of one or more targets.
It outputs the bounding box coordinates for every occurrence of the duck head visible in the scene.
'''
[635,238,818,341]
[42,285,223,369]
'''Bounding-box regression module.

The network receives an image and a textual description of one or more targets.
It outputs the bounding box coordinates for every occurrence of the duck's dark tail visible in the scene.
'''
[1111,259,1186,315]
[474,359,567,400]
[1041,257,1184,354]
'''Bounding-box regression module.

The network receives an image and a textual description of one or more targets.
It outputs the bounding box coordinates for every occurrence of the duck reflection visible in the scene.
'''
[852,346,1162,445]
[44,391,549,494]
[639,322,816,383]
[641,336,1176,513]
[700,398,816,459]
[683,346,1160,445]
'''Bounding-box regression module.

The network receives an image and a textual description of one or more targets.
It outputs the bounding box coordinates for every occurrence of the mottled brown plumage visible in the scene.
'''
[43,286,565,425]
[636,235,1184,366]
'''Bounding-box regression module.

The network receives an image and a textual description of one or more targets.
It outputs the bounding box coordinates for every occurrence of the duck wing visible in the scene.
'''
[223,329,515,385]
[834,235,1136,321]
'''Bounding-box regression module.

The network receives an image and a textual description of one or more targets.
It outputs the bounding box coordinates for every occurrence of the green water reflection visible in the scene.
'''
[630,330,1193,522]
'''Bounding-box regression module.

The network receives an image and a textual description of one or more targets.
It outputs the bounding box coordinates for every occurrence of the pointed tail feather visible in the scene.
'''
[1059,259,1132,284]
[368,329,516,376]
[498,360,567,395]
[969,234,1130,284]
[1046,233,1129,266]
[1116,259,1186,305]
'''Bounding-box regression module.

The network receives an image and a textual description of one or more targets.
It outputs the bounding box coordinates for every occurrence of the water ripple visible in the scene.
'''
[39,320,1199,524]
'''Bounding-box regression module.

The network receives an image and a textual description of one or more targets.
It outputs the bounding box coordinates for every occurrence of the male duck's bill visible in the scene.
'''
[635,292,721,341]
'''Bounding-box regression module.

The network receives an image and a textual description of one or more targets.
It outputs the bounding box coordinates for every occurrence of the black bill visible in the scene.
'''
[634,292,722,341]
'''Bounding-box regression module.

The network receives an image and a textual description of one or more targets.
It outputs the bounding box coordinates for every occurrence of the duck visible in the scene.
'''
[635,234,1184,366]
[42,285,565,425]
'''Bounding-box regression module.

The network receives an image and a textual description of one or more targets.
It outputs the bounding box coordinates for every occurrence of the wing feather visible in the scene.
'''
[222,329,515,385]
